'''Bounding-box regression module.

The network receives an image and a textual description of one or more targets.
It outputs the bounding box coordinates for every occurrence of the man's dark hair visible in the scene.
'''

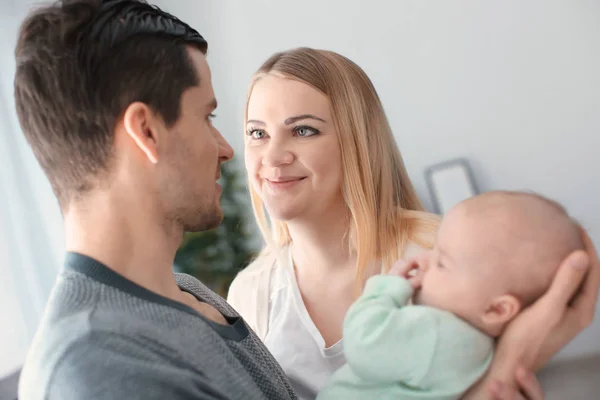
[14,0,207,210]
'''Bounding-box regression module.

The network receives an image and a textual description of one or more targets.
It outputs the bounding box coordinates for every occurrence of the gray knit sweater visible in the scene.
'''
[19,252,297,400]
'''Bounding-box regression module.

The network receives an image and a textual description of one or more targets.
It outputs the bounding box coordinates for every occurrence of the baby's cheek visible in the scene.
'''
[414,281,437,307]
[420,276,455,311]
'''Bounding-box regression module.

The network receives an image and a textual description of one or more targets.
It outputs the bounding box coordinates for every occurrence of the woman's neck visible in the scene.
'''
[287,206,355,275]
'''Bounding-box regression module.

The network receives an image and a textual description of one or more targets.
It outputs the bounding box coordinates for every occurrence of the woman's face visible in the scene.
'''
[245,75,343,222]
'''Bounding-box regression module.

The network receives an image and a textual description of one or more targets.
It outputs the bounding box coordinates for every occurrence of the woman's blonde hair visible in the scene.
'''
[245,47,440,289]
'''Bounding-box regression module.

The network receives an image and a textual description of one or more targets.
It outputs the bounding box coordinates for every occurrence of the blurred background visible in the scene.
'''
[1,0,599,399]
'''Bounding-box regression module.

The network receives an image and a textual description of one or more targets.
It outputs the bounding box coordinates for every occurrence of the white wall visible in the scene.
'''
[155,0,600,361]
[0,1,64,376]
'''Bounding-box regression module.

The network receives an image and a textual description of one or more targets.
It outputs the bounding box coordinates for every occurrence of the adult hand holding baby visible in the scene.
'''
[485,227,599,400]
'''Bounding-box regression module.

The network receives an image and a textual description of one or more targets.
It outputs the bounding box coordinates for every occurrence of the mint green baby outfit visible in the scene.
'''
[317,275,494,400]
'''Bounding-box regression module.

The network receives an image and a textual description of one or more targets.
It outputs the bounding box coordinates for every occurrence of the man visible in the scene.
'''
[14,0,296,398]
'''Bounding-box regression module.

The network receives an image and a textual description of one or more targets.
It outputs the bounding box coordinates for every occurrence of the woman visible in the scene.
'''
[228,47,599,400]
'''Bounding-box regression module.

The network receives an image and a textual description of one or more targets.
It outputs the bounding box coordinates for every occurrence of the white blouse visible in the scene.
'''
[227,243,425,400]
[263,246,346,399]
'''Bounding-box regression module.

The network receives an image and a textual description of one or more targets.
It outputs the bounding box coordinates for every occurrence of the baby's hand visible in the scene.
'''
[388,259,423,289]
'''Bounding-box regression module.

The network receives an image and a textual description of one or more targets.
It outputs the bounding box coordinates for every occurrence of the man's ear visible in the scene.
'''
[481,294,521,332]
[122,102,160,164]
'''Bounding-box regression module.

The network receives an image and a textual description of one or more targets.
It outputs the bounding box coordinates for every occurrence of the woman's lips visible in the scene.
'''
[265,177,307,191]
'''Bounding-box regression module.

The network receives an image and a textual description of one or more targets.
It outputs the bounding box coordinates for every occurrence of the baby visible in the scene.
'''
[317,190,584,400]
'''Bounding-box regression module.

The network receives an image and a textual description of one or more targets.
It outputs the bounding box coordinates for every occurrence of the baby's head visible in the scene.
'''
[413,191,583,337]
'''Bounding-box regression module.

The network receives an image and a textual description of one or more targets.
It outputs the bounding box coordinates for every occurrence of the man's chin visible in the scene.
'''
[184,208,223,232]
[208,210,224,229]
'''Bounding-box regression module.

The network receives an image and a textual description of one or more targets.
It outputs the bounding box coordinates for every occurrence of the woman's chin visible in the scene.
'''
[264,207,301,223]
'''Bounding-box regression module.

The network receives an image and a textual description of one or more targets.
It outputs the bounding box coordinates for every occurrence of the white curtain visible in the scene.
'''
[0,1,64,377]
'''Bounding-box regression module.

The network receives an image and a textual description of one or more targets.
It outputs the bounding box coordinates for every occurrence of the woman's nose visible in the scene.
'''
[262,138,294,167]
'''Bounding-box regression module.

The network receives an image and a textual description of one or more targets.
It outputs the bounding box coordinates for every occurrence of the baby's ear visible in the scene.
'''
[481,295,521,335]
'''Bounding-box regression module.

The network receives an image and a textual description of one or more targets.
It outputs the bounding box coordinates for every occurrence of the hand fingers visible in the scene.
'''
[389,258,418,277]
[570,228,600,325]
[488,380,504,399]
[489,381,517,400]
[409,273,423,289]
[413,265,427,286]
[516,367,545,400]
[489,381,530,400]
[542,250,589,311]
[388,259,408,276]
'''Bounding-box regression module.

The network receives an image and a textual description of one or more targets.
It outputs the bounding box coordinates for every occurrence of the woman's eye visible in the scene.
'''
[295,126,319,137]
[248,129,266,139]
